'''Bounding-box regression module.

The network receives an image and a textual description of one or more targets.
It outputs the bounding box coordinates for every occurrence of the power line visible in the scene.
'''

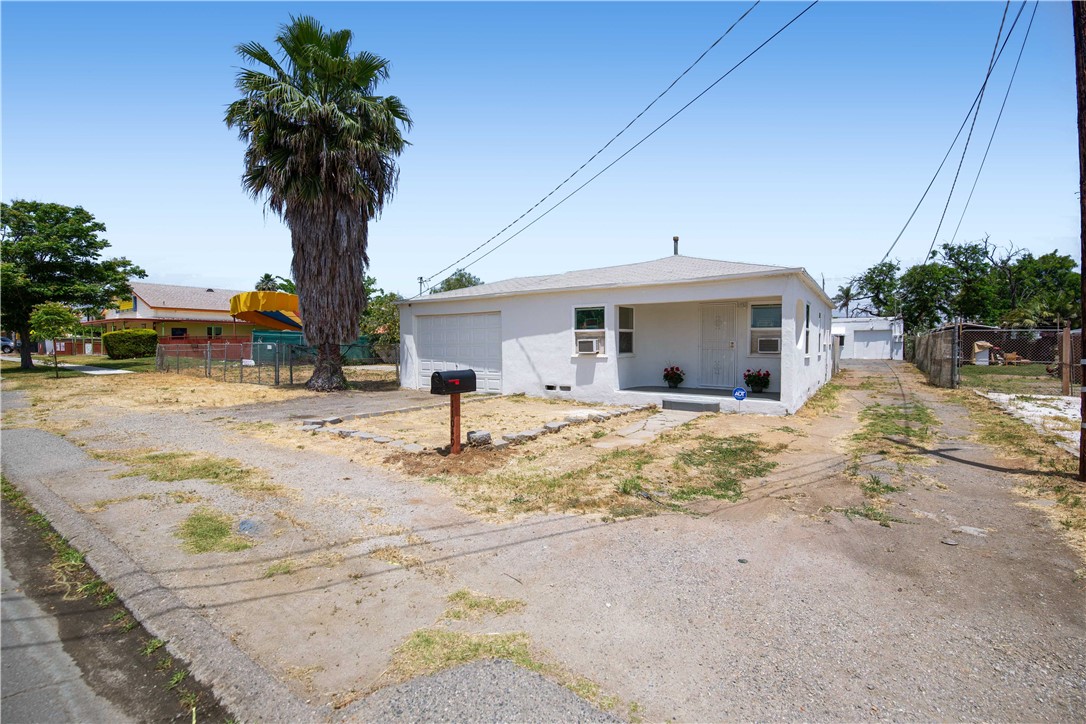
[417,0,820,295]
[921,0,1014,263]
[946,1,1039,247]
[878,0,1027,264]
[420,1,762,289]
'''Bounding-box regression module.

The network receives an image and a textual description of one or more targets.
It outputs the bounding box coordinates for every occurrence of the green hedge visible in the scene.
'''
[102,329,158,359]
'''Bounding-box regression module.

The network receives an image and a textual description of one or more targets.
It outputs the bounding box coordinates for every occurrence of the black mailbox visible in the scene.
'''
[431,369,477,395]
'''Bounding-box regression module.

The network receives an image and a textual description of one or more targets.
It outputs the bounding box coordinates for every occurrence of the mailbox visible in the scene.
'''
[431,369,477,395]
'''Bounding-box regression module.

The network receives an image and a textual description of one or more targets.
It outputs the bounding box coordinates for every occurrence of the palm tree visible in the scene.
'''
[255,273,279,291]
[225,16,411,390]
[833,283,855,317]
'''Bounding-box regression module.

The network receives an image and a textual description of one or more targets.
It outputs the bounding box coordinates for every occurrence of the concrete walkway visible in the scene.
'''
[1,562,132,723]
[591,409,702,449]
[0,356,132,375]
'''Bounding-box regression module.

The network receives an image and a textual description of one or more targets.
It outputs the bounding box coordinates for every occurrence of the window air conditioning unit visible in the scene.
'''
[577,338,599,354]
[757,337,781,354]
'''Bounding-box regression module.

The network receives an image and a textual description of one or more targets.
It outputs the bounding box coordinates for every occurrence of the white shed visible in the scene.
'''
[831,316,904,360]
[399,255,835,415]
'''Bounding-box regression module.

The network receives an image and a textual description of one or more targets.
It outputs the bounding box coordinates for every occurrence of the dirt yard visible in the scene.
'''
[2,361,1083,721]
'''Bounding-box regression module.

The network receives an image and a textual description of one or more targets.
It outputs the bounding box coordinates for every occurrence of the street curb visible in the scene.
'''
[6,456,326,723]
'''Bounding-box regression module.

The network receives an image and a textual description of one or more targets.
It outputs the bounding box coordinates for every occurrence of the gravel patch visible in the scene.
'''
[344,659,620,723]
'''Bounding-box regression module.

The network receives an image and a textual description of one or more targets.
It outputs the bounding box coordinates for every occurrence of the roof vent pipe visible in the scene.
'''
[673,236,679,256]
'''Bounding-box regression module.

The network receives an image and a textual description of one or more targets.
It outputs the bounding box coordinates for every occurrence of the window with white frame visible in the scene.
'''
[804,303,811,355]
[750,304,781,354]
[618,306,634,354]
[574,306,605,354]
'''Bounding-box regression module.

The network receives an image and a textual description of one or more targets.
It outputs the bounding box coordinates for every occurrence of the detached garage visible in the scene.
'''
[832,316,904,360]
[415,313,502,393]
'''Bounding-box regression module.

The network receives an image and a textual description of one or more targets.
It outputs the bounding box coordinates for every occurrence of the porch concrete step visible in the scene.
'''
[662,399,720,413]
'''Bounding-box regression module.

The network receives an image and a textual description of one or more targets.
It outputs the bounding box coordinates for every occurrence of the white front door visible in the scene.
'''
[699,303,736,388]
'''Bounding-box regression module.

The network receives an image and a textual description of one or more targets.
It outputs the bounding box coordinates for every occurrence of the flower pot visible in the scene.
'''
[667,381,679,389]
[750,383,768,393]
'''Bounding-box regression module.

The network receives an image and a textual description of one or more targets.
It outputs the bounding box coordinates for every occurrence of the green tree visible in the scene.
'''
[1,200,145,369]
[898,263,954,333]
[359,276,402,350]
[853,261,900,317]
[938,241,1000,325]
[225,16,411,391]
[29,302,83,378]
[255,273,279,291]
[832,283,856,317]
[274,275,296,294]
[430,269,483,294]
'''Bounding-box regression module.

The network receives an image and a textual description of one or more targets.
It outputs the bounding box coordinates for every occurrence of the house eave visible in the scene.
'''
[400,267,833,307]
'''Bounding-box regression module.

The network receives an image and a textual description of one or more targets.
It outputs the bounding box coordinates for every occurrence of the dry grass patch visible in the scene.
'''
[91,448,284,498]
[950,390,1085,561]
[2,368,312,414]
[796,373,848,417]
[423,414,790,518]
[369,545,425,569]
[442,589,525,620]
[177,507,252,553]
[84,493,155,512]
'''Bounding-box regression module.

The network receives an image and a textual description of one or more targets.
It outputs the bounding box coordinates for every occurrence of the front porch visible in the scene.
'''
[616,385,786,415]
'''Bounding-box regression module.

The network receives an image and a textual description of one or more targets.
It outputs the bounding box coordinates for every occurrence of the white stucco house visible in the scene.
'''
[398,255,834,414]
[831,316,904,360]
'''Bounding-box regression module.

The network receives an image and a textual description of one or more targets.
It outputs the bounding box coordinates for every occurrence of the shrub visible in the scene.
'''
[102,329,157,359]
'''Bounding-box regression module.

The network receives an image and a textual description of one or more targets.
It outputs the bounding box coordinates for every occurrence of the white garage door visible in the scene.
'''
[853,329,893,359]
[417,313,502,393]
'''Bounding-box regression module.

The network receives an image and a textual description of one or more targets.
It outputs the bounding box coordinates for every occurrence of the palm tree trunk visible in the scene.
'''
[307,342,347,391]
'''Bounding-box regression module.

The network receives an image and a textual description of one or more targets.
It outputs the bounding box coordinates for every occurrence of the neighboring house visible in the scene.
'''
[88,282,256,344]
[399,255,834,414]
[832,316,904,360]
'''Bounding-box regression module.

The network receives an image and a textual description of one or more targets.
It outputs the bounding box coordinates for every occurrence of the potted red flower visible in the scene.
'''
[663,365,685,388]
[743,368,770,393]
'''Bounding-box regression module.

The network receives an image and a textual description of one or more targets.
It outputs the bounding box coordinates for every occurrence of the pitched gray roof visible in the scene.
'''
[132,282,247,312]
[416,255,795,302]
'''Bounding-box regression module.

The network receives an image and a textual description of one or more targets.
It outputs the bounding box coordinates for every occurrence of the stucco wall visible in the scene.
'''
[400,272,833,412]
[833,317,904,360]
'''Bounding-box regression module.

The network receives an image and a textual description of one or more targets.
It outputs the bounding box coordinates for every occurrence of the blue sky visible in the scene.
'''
[2,1,1077,299]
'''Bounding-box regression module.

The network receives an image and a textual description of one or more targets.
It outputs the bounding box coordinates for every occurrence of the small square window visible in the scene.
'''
[575,307,605,330]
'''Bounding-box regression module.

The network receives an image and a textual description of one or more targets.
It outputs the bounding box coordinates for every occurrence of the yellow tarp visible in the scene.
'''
[229,292,303,331]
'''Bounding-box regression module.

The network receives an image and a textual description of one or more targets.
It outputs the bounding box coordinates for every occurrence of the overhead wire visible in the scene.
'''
[419,1,762,290]
[878,0,1027,264]
[416,0,820,296]
[946,0,1039,247]
[921,0,1014,264]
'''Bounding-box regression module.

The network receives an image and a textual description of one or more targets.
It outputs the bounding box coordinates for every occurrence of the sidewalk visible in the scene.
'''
[0,356,132,375]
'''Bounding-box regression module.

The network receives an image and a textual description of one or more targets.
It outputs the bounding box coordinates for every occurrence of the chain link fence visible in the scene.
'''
[155,341,399,386]
[910,326,1080,396]
[910,327,959,388]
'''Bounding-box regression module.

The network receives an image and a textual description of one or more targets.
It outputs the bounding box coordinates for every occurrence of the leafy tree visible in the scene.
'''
[898,263,954,333]
[937,241,1000,325]
[430,268,483,294]
[359,276,402,350]
[832,283,856,317]
[225,16,411,391]
[273,275,296,294]
[29,302,82,378]
[853,261,900,317]
[255,273,279,291]
[1,200,145,369]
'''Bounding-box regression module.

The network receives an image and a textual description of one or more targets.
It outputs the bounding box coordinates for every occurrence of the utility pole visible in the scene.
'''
[1074,0,1086,480]
[418,276,424,296]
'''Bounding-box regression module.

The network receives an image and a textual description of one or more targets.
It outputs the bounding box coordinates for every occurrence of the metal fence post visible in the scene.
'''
[951,326,959,389]
[289,345,294,385]
[274,342,281,385]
